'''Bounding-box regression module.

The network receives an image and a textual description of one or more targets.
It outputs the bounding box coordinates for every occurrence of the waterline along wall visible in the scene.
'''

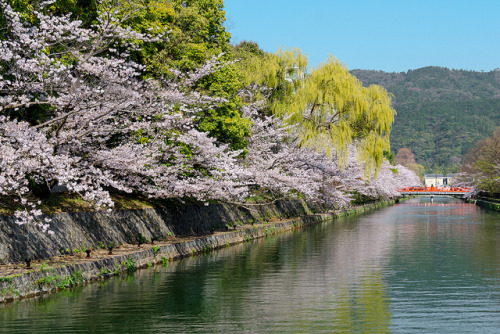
[475,199,500,212]
[0,199,397,303]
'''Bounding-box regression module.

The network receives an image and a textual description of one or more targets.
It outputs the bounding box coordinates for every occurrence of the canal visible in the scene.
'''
[1,196,500,333]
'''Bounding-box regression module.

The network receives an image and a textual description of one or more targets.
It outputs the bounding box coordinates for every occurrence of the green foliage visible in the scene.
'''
[232,40,265,58]
[389,168,398,175]
[197,101,252,151]
[265,225,277,237]
[35,275,58,286]
[333,270,391,332]
[144,0,231,74]
[199,65,243,98]
[193,61,253,151]
[98,267,111,278]
[40,261,50,272]
[35,270,83,290]
[61,270,83,289]
[239,47,308,105]
[137,1,252,152]
[231,43,286,103]
[161,256,169,266]
[272,54,395,174]
[137,233,147,245]
[46,0,97,25]
[383,150,395,165]
[0,274,22,284]
[461,128,500,193]
[152,246,160,256]
[122,257,136,272]
[233,45,396,175]
[391,98,498,173]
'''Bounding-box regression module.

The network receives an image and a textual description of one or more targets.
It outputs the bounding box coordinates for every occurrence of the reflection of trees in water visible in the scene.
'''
[203,213,397,332]
[470,212,500,277]
[1,216,397,332]
[406,203,476,208]
[9,198,495,332]
[335,270,391,333]
[13,197,492,332]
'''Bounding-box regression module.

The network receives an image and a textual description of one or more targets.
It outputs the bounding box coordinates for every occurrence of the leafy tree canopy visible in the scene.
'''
[460,127,500,193]
[271,54,395,174]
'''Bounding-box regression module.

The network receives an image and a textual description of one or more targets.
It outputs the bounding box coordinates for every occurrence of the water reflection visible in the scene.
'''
[1,197,500,333]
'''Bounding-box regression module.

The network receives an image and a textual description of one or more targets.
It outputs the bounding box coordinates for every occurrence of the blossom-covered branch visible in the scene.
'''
[0,0,422,235]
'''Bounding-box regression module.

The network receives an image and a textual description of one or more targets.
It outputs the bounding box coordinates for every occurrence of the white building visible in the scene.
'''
[423,174,457,187]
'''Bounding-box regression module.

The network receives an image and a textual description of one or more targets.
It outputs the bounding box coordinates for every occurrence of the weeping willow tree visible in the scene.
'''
[231,46,309,104]
[231,45,394,175]
[270,53,395,176]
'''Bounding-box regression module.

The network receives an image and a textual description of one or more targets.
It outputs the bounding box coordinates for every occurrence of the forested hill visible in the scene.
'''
[351,67,500,173]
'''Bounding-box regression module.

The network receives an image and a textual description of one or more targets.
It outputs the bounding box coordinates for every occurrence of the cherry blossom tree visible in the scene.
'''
[0,0,422,237]
[240,103,421,206]
[0,0,245,228]
[241,105,353,207]
[364,162,422,199]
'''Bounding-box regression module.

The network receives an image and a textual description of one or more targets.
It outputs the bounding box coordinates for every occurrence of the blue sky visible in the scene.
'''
[224,0,500,72]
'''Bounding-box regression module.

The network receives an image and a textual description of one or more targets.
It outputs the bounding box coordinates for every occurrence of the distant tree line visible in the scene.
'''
[351,67,500,174]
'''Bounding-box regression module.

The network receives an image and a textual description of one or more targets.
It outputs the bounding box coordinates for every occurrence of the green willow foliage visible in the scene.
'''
[231,45,396,175]
[271,53,395,175]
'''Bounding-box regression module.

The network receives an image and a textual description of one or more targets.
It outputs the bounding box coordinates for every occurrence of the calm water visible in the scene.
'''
[1,197,500,333]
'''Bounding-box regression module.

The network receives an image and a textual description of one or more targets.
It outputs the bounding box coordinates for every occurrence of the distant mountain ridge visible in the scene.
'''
[351,67,500,173]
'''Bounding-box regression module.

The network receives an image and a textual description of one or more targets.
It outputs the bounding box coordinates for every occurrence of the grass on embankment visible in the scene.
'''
[0,193,159,216]
[0,187,313,216]
[0,190,300,216]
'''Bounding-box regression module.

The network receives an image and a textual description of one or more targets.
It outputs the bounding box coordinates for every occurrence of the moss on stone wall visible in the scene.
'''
[476,199,500,212]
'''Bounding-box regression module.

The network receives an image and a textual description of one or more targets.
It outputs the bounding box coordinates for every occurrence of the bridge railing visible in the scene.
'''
[398,186,472,193]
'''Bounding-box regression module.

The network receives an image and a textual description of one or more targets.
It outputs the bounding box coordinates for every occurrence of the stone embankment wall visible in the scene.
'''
[0,199,323,263]
[0,199,396,303]
[475,199,500,212]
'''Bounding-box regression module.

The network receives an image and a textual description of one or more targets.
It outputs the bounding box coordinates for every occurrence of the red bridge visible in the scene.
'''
[398,186,472,196]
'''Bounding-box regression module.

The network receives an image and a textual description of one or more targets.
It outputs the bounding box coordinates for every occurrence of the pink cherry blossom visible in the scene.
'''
[0,0,421,237]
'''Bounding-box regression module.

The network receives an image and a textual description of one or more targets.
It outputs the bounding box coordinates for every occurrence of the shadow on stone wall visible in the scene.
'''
[0,199,325,263]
